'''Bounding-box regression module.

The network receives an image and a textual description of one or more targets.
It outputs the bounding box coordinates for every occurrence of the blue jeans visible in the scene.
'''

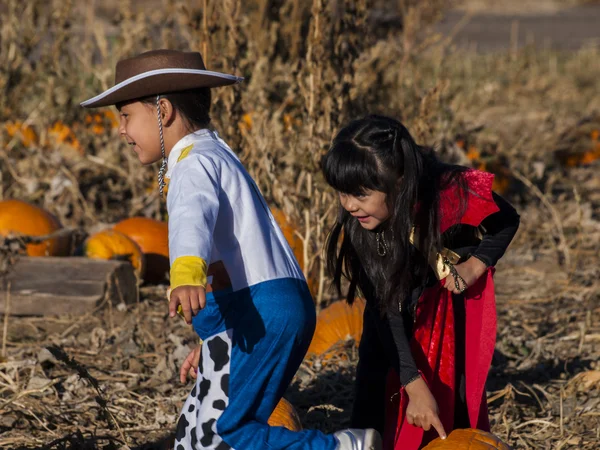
[174,277,338,450]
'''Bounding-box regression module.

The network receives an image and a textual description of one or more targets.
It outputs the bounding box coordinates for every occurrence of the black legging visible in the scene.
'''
[350,296,470,433]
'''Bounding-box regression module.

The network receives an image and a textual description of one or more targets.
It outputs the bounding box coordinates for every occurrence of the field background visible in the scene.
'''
[0,0,599,448]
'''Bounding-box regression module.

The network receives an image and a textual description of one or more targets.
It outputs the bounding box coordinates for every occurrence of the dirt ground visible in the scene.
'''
[1,219,598,449]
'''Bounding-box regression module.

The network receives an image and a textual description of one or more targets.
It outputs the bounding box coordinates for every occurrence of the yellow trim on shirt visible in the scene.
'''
[177,144,194,162]
[170,255,208,290]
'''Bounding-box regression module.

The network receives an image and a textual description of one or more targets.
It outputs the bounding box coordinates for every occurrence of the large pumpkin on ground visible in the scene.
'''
[0,199,70,256]
[113,217,169,283]
[307,298,366,356]
[423,429,512,450]
[84,229,145,277]
[267,398,302,431]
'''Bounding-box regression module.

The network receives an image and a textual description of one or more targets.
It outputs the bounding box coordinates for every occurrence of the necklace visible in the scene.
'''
[375,230,389,256]
[156,95,168,198]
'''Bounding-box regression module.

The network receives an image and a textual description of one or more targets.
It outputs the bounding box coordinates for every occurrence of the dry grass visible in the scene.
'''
[1,0,599,448]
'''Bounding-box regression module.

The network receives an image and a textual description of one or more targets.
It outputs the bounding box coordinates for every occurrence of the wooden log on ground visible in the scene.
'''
[0,257,138,316]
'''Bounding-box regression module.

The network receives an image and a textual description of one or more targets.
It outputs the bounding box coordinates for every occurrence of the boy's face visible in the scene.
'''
[338,190,389,230]
[118,101,162,165]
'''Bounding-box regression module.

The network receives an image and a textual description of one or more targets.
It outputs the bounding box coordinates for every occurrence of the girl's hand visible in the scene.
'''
[443,257,487,294]
[180,344,201,383]
[404,377,447,439]
[169,285,206,324]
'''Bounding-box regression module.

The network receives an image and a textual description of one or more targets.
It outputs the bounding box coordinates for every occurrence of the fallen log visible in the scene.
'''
[0,257,138,316]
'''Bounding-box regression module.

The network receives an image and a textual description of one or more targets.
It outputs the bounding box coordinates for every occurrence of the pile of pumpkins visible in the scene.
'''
[0,199,512,448]
[0,199,169,283]
[0,199,304,286]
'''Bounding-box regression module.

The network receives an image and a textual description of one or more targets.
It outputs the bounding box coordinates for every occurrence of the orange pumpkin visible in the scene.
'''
[556,143,600,167]
[267,398,302,431]
[238,112,253,132]
[84,110,119,134]
[0,199,70,256]
[47,121,82,154]
[423,429,512,450]
[270,208,305,272]
[466,145,481,161]
[113,217,169,283]
[554,126,600,167]
[307,298,366,355]
[5,121,38,147]
[84,229,145,277]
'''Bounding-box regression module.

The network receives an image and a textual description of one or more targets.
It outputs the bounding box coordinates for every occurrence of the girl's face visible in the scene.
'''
[118,101,162,165]
[339,190,390,230]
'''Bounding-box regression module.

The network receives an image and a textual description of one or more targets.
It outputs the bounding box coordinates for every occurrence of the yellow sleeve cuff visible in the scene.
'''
[170,256,208,290]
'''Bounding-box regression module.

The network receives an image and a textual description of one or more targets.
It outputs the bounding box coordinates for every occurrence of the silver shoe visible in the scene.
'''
[334,428,383,450]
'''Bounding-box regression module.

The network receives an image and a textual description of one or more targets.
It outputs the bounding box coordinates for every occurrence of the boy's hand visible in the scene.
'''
[180,344,201,383]
[405,377,447,439]
[443,256,487,294]
[168,285,206,324]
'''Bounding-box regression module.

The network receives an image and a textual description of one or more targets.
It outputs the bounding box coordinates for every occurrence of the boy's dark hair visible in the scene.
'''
[322,114,468,314]
[117,87,212,130]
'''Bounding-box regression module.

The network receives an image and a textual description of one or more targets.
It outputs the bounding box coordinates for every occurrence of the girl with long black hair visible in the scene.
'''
[322,115,520,449]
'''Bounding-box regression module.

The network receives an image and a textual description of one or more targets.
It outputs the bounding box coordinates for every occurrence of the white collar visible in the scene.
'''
[165,129,213,179]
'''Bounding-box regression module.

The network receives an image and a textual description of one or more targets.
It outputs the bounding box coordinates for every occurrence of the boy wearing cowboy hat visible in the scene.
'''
[81,49,382,450]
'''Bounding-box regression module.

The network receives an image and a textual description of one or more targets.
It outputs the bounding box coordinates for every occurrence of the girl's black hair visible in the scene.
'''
[322,114,468,314]
[117,87,212,131]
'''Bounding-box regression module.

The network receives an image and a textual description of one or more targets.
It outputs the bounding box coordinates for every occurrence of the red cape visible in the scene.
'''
[383,169,499,450]
[439,170,500,234]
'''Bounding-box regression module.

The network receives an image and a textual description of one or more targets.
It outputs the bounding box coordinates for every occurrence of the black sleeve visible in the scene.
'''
[471,192,520,267]
[387,309,420,386]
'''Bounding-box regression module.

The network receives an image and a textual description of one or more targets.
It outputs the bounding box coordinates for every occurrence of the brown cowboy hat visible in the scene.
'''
[80,49,243,108]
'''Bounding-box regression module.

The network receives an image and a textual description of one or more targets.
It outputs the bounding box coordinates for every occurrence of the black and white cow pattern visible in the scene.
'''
[175,329,233,450]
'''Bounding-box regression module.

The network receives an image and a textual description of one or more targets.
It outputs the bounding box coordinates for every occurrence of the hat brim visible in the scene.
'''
[80,68,244,108]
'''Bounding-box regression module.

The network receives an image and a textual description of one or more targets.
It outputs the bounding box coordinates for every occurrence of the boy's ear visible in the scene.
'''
[159,98,175,126]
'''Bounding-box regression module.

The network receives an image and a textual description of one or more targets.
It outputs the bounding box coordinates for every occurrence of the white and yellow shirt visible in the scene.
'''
[165,129,304,293]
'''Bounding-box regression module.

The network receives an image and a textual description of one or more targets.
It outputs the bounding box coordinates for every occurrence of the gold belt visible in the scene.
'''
[409,228,460,280]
